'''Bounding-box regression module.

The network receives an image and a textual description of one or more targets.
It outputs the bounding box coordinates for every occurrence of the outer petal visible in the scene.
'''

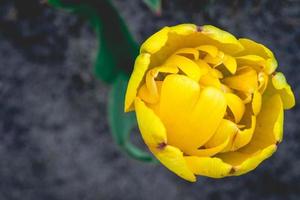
[170,24,198,35]
[140,24,197,55]
[125,53,151,112]
[271,72,295,109]
[185,156,232,178]
[237,38,278,74]
[234,145,277,175]
[150,24,243,67]
[140,27,170,54]
[136,98,196,182]
[201,25,244,54]
[217,145,276,176]
[135,98,167,147]
[153,145,196,182]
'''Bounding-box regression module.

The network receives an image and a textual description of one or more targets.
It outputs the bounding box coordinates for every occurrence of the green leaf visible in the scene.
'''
[142,0,161,14]
[48,0,139,83]
[49,0,155,162]
[108,74,156,162]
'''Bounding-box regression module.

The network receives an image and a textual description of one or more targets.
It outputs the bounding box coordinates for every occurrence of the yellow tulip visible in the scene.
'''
[124,24,295,182]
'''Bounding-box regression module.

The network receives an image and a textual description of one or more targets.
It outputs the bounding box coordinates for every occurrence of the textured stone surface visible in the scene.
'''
[0,0,299,199]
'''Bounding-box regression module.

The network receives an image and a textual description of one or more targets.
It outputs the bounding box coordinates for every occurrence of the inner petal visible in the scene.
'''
[195,45,218,57]
[204,51,224,66]
[205,119,238,151]
[222,54,237,74]
[145,65,179,101]
[187,137,230,157]
[175,48,200,60]
[225,93,245,123]
[183,87,227,153]
[159,74,200,151]
[222,66,258,93]
[165,55,202,81]
[159,77,227,154]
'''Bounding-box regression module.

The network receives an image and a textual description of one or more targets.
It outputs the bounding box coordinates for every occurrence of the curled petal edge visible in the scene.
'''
[125,53,151,112]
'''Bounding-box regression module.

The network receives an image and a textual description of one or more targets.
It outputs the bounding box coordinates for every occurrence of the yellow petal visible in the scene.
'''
[160,81,227,153]
[145,24,198,67]
[222,67,258,93]
[221,84,233,93]
[205,119,238,150]
[256,94,284,144]
[165,55,202,81]
[258,72,269,94]
[279,85,295,110]
[199,73,222,90]
[203,51,224,66]
[125,53,151,112]
[159,74,200,149]
[271,72,295,109]
[236,145,277,175]
[240,94,283,152]
[225,93,245,123]
[138,81,163,104]
[237,38,277,74]
[184,87,227,152]
[170,24,197,35]
[196,45,218,57]
[140,27,170,54]
[188,137,230,157]
[145,65,179,102]
[231,115,256,151]
[211,68,223,79]
[223,54,237,74]
[201,25,244,54]
[252,90,262,115]
[175,48,199,60]
[195,59,211,76]
[135,98,167,147]
[217,145,277,176]
[272,72,287,90]
[236,55,266,71]
[152,145,196,182]
[185,156,232,178]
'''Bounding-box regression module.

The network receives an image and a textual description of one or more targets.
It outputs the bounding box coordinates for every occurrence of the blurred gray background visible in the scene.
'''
[0,0,299,199]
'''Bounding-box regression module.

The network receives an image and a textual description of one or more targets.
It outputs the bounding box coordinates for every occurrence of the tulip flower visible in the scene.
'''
[124,24,295,182]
